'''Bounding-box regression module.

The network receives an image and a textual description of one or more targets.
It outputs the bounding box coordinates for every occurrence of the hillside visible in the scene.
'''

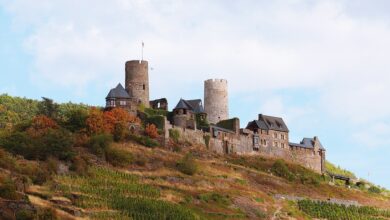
[0,94,390,219]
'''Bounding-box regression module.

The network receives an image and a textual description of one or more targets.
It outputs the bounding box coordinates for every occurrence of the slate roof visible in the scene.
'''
[106,83,131,99]
[289,137,326,150]
[246,114,289,132]
[173,99,205,114]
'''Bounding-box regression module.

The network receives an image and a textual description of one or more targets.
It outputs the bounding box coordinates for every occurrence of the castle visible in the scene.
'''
[106,60,326,173]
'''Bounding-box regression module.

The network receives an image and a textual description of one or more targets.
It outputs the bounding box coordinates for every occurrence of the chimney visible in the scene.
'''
[258,114,263,120]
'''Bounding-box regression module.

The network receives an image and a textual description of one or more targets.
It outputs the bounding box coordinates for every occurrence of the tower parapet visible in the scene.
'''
[204,79,229,124]
[125,60,149,107]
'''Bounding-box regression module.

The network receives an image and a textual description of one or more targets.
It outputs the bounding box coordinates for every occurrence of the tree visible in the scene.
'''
[26,115,58,137]
[38,97,59,119]
[145,124,158,139]
[86,108,108,135]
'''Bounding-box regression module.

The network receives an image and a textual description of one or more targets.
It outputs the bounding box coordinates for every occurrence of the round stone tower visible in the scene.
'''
[125,60,149,107]
[204,79,229,124]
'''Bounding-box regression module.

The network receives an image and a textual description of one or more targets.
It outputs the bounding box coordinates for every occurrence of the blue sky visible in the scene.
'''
[1,0,390,188]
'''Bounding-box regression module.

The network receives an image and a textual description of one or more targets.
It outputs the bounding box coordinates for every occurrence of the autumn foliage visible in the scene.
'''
[27,115,59,137]
[145,123,159,139]
[86,108,141,136]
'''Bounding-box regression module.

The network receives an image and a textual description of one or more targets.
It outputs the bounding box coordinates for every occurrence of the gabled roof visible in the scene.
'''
[246,114,289,132]
[301,138,325,150]
[106,83,131,99]
[173,99,205,114]
[289,137,326,151]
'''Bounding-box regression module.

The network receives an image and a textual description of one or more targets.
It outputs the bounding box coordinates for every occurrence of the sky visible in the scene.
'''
[1,0,390,188]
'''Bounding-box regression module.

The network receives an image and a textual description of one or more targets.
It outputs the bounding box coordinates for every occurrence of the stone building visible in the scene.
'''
[172,99,207,129]
[149,98,168,110]
[105,83,136,111]
[104,59,327,174]
[105,60,152,114]
[125,60,150,107]
[204,79,229,124]
[289,137,326,173]
[246,114,290,150]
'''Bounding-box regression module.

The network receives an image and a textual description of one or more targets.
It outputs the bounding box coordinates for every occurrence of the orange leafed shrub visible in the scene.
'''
[27,115,58,137]
[86,108,108,135]
[86,107,141,135]
[145,123,158,139]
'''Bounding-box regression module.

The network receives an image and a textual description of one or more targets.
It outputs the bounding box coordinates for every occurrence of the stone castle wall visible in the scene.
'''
[204,79,229,124]
[125,60,149,107]
[163,122,324,173]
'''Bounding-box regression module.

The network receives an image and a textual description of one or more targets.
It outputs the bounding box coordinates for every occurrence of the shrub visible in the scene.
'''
[145,115,165,130]
[169,129,180,143]
[145,123,159,138]
[113,122,127,142]
[70,155,89,175]
[271,160,295,181]
[368,186,382,194]
[88,134,113,157]
[36,208,57,220]
[26,115,58,137]
[63,108,89,132]
[38,129,75,160]
[0,148,17,170]
[105,147,133,167]
[0,176,18,200]
[177,153,198,176]
[198,192,230,206]
[128,135,159,148]
[15,209,35,220]
[135,154,147,166]
[203,135,210,149]
[0,131,35,159]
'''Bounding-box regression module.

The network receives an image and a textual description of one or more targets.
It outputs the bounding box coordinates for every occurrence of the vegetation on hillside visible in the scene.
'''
[0,94,389,219]
[298,199,390,220]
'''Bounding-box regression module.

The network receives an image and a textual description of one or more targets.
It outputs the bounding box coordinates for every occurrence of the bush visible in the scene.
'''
[0,176,18,200]
[271,160,295,181]
[145,123,159,138]
[70,155,89,175]
[169,129,180,143]
[203,135,210,149]
[1,129,74,161]
[105,147,133,167]
[113,122,127,142]
[88,134,113,157]
[198,192,230,206]
[63,108,88,132]
[368,186,382,194]
[128,135,159,148]
[145,115,165,130]
[36,208,57,220]
[38,129,75,160]
[15,210,35,220]
[177,153,198,176]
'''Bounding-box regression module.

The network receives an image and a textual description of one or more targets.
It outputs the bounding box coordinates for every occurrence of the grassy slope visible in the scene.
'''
[3,141,390,219]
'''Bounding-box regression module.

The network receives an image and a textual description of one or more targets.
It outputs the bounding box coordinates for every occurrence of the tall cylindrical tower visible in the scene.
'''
[125,60,149,107]
[204,79,229,124]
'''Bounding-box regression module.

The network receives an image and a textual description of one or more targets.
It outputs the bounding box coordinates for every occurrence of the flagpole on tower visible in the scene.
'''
[141,41,144,61]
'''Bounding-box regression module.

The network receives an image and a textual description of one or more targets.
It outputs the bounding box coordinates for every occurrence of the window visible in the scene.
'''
[143,84,146,90]
[281,134,285,140]
[281,143,285,148]
[273,133,278,139]
[120,101,126,106]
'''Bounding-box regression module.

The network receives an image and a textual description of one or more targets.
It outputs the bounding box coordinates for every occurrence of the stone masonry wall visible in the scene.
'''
[204,79,229,124]
[125,60,149,107]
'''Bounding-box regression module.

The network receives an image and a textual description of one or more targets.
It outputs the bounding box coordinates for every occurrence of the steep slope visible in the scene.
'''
[2,141,387,220]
